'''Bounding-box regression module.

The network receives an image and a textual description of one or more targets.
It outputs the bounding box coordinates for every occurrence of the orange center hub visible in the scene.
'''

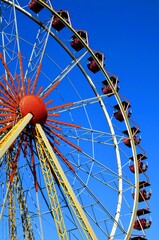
[19,95,47,125]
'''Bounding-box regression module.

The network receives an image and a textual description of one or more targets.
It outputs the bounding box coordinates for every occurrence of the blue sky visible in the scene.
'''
[55,1,159,239]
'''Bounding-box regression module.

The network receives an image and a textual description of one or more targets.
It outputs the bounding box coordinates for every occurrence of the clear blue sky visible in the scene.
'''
[53,1,158,239]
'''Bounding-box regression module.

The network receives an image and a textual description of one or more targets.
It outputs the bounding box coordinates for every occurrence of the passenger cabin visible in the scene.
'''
[129,161,148,174]
[70,30,88,51]
[123,127,141,148]
[102,76,119,96]
[28,0,45,13]
[113,101,131,122]
[52,10,70,31]
[132,181,151,202]
[132,188,151,202]
[87,52,105,73]
[129,154,148,174]
[134,209,152,231]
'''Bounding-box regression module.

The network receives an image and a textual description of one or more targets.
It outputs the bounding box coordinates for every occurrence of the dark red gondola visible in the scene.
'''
[134,209,152,230]
[113,101,131,122]
[70,30,88,51]
[123,127,141,148]
[123,138,131,147]
[87,52,105,73]
[129,154,148,173]
[132,181,151,202]
[129,161,148,173]
[132,189,151,202]
[52,10,70,31]
[28,0,45,13]
[134,218,152,230]
[123,136,141,148]
[102,76,119,96]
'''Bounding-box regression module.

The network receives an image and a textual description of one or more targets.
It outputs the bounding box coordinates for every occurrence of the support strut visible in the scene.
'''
[35,123,97,240]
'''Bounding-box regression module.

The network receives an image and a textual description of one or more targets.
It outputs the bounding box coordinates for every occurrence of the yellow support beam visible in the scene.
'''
[35,123,97,240]
[35,128,68,240]
[0,113,33,158]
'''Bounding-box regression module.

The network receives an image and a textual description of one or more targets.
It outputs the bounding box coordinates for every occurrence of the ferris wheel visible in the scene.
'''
[0,0,152,239]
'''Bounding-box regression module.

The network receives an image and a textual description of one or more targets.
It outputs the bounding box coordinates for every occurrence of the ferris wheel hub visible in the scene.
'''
[19,95,47,125]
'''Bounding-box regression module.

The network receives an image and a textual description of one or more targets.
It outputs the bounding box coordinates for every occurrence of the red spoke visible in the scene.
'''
[52,144,75,173]
[0,113,16,117]
[43,126,60,145]
[0,96,17,109]
[27,77,31,95]
[0,122,14,133]
[41,80,60,101]
[1,75,18,100]
[0,102,16,111]
[0,53,17,93]
[0,108,15,113]
[45,99,54,106]
[45,127,82,152]
[0,117,15,124]
[0,81,19,104]
[47,102,73,111]
[32,62,42,95]
[48,113,60,117]
[15,74,22,99]
[0,91,18,107]
[18,51,26,96]
[47,118,81,129]
[45,122,62,132]
[36,86,43,97]
[0,89,18,107]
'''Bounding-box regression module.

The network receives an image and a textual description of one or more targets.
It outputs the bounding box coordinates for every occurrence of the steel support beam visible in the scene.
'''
[35,123,97,240]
